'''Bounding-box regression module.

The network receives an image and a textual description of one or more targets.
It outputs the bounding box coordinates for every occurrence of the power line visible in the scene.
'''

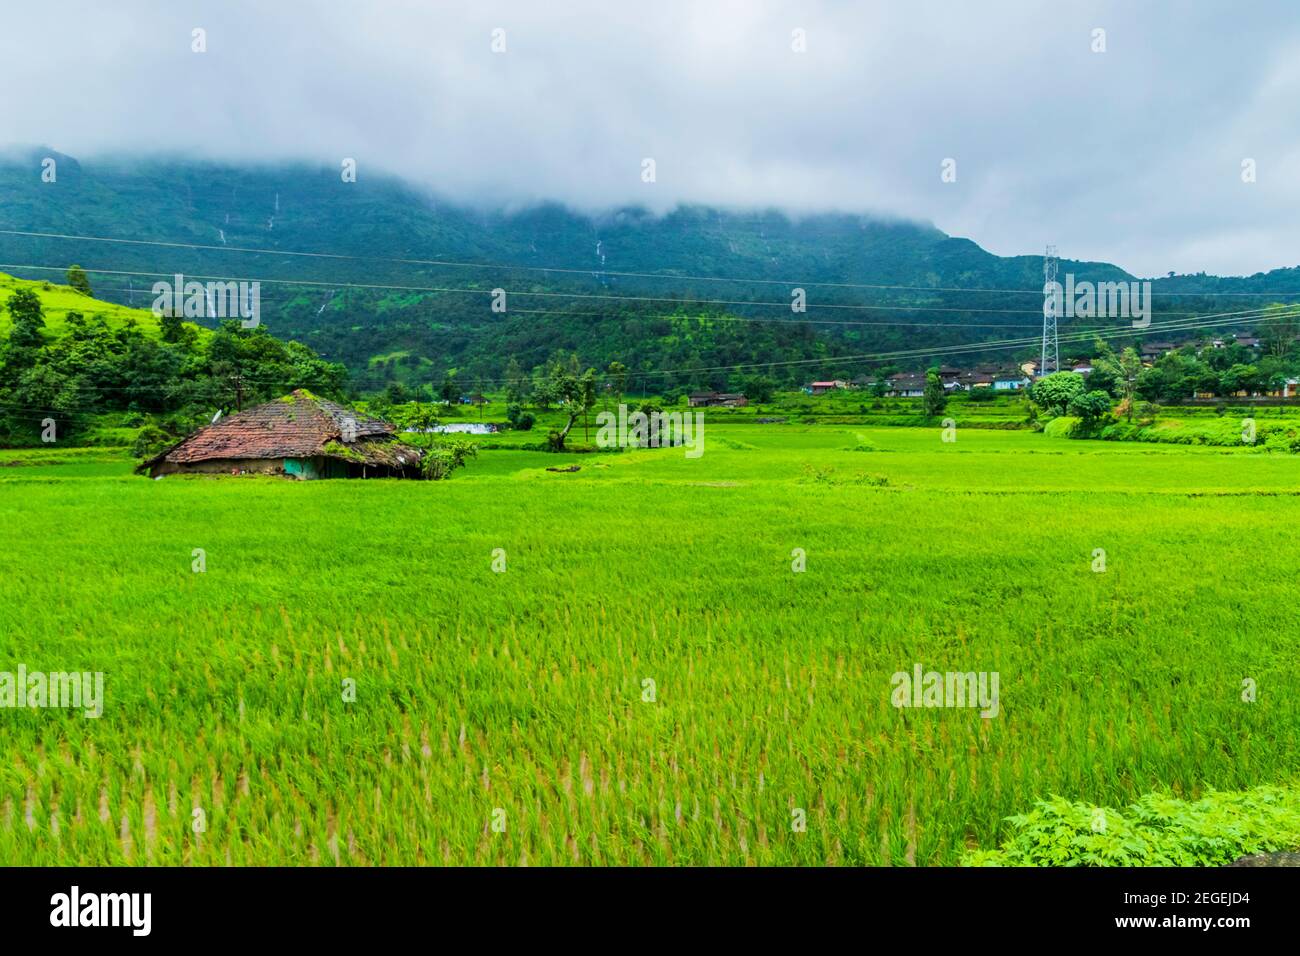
[508,307,1043,329]
[0,262,1062,315]
[39,278,1274,326]
[7,260,1289,364]
[4,227,1300,297]
[0,228,1087,296]
[7,264,1298,324]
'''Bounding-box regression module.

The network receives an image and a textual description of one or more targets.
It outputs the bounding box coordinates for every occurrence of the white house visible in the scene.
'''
[993,374,1031,391]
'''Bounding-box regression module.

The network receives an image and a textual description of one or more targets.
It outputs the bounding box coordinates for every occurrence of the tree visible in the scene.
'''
[420,437,479,480]
[637,400,664,447]
[11,360,83,439]
[6,289,46,348]
[66,265,92,297]
[923,366,947,417]
[870,364,899,398]
[606,360,629,409]
[506,402,534,430]
[531,367,557,410]
[580,369,597,442]
[384,381,410,405]
[438,371,459,405]
[131,424,176,459]
[403,401,440,432]
[741,373,777,404]
[546,367,596,451]
[1190,365,1220,398]
[283,340,347,396]
[1219,363,1260,396]
[1030,371,1086,415]
[1206,343,1251,372]
[1094,344,1142,420]
[159,309,186,344]
[1085,361,1118,397]
[1068,390,1113,429]
[1261,309,1298,359]
[504,357,528,405]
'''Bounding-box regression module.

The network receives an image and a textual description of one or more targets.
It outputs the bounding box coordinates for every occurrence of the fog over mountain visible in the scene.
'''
[2,1,1300,276]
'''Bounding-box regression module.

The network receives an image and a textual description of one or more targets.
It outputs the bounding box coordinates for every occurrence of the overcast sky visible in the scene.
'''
[2,1,1298,277]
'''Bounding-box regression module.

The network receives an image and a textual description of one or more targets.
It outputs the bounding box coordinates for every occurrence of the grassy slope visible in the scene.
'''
[0,425,1297,865]
[0,271,166,338]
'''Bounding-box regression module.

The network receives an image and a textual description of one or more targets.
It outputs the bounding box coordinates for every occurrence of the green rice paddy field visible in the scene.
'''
[1,424,1298,864]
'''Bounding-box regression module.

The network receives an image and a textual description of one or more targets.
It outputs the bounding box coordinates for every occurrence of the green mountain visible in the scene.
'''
[2,148,1296,392]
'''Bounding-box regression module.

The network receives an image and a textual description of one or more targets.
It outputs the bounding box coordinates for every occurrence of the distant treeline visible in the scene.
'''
[12,155,1300,402]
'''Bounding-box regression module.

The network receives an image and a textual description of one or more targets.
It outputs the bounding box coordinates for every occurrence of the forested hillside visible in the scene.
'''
[0,270,346,446]
[3,148,1299,394]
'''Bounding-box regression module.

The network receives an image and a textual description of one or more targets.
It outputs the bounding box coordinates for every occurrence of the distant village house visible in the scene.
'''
[886,373,926,398]
[688,391,749,408]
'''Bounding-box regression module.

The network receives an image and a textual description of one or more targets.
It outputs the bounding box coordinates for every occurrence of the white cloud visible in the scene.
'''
[1,0,1297,276]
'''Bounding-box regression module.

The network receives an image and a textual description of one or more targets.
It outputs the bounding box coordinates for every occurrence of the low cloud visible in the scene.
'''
[1,0,1298,276]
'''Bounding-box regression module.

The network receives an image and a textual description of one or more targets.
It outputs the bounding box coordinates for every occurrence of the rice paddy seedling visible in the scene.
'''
[1,425,1297,865]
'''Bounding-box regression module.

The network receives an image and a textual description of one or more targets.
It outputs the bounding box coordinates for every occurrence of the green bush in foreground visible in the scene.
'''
[1043,414,1300,451]
[420,437,479,479]
[964,786,1300,866]
[1041,415,1079,438]
[130,424,176,460]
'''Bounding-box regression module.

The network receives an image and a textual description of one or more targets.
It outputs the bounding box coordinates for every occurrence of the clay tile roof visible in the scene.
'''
[154,390,398,464]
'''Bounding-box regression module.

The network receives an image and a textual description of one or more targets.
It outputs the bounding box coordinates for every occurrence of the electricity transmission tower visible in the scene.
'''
[1040,245,1060,377]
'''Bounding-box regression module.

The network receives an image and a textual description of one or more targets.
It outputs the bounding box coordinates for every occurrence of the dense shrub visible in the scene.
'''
[499,400,538,431]
[131,425,175,459]
[1046,414,1300,452]
[1098,422,1140,442]
[420,438,479,480]
[964,787,1300,867]
[1042,416,1079,439]
[1068,390,1113,429]
[1263,426,1300,453]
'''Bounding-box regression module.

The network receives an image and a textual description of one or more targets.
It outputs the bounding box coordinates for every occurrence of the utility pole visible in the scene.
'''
[1041,245,1060,377]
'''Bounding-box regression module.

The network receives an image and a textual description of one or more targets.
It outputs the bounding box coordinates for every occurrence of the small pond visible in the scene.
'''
[404,422,498,435]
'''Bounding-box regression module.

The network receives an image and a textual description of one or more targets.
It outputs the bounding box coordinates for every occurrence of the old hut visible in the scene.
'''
[138,390,424,479]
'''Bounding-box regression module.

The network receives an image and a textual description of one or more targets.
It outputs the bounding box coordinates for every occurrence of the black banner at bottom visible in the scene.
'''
[0,865,1290,942]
